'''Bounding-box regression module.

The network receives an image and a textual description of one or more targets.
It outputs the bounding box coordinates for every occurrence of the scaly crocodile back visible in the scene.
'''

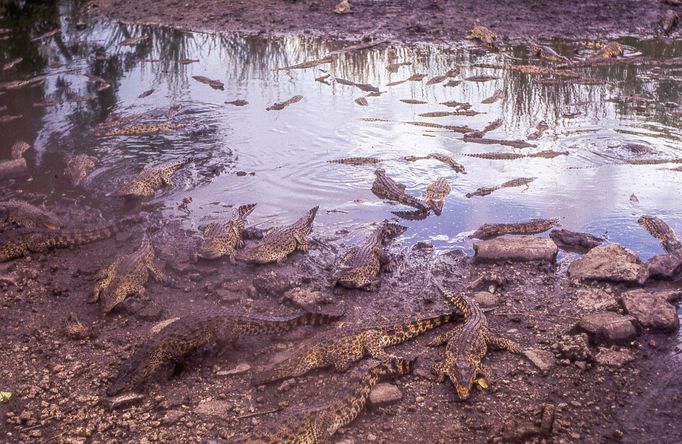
[237,203,257,221]
[293,205,319,232]
[229,310,343,336]
[432,279,475,321]
[638,215,681,253]
[382,312,457,346]
[44,216,143,249]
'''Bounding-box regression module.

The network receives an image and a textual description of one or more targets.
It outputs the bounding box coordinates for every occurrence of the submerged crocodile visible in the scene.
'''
[0,217,140,262]
[65,154,97,186]
[266,95,303,111]
[471,218,559,240]
[405,153,466,174]
[430,280,521,400]
[424,178,451,215]
[330,221,406,291]
[327,157,382,166]
[106,310,342,396]
[466,22,498,49]
[0,199,60,230]
[549,229,604,252]
[465,177,536,198]
[254,313,451,385]
[371,169,429,212]
[90,235,170,313]
[117,159,189,198]
[236,206,319,264]
[465,150,567,160]
[194,204,257,262]
[638,215,681,253]
[97,121,186,137]
[245,358,413,444]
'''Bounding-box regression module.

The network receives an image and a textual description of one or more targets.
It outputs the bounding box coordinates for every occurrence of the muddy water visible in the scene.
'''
[2,2,682,259]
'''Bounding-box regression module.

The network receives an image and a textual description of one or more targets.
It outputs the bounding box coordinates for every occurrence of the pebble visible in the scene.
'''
[216,363,251,376]
[369,383,403,405]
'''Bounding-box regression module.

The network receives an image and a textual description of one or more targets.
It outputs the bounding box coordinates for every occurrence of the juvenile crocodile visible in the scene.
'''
[466,22,498,49]
[465,150,567,160]
[194,204,257,262]
[330,222,406,290]
[638,215,681,253]
[236,206,319,264]
[473,63,578,78]
[424,178,451,215]
[549,229,604,251]
[465,177,536,198]
[327,157,382,166]
[117,159,189,198]
[528,121,549,140]
[106,310,342,396]
[0,217,141,262]
[529,43,570,63]
[471,218,559,240]
[90,235,170,313]
[97,121,186,137]
[371,169,430,212]
[462,136,536,149]
[0,141,29,177]
[430,280,520,400]
[254,313,451,385]
[404,153,466,174]
[0,199,60,230]
[245,358,412,444]
[266,95,303,111]
[65,154,97,186]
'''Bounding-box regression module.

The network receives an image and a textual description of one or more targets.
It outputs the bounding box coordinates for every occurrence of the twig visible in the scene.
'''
[237,408,281,420]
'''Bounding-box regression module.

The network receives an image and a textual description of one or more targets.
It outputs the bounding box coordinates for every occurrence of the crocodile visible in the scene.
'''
[529,43,570,63]
[246,358,412,444]
[638,215,681,253]
[462,135,536,149]
[528,121,549,140]
[465,150,567,160]
[430,280,521,400]
[661,10,679,34]
[90,235,170,313]
[0,199,60,230]
[549,229,604,252]
[466,22,498,49]
[254,313,450,385]
[65,154,97,186]
[327,157,382,166]
[0,217,141,262]
[473,63,578,78]
[465,177,536,198]
[192,75,224,90]
[403,121,474,133]
[481,90,503,104]
[266,95,303,111]
[0,141,30,177]
[106,310,342,396]
[117,159,189,198]
[471,218,559,240]
[194,204,257,262]
[330,221,407,291]
[594,41,624,59]
[424,178,451,215]
[418,111,482,118]
[236,206,319,265]
[371,169,429,212]
[404,153,466,174]
[466,119,504,138]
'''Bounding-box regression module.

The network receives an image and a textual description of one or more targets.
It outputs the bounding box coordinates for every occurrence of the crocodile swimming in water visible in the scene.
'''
[371,169,430,212]
[330,221,406,291]
[529,43,570,63]
[424,177,451,215]
[106,310,342,396]
[65,154,97,186]
[429,279,521,400]
[90,235,170,313]
[236,206,319,265]
[471,218,559,240]
[245,358,413,444]
[549,229,604,252]
[327,157,382,166]
[194,204,257,263]
[117,159,190,198]
[0,199,60,230]
[0,217,141,262]
[405,153,466,173]
[97,121,186,137]
[465,177,536,198]
[638,215,681,253]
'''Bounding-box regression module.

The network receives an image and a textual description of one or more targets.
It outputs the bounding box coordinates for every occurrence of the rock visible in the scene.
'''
[215,288,240,303]
[135,302,163,321]
[552,334,594,362]
[621,289,680,332]
[195,399,231,420]
[523,349,555,374]
[105,393,144,410]
[161,409,186,425]
[577,312,637,344]
[574,286,619,312]
[283,287,326,306]
[568,244,647,284]
[369,383,403,406]
[473,237,558,263]
[595,348,636,367]
[217,363,251,376]
[473,291,498,308]
[253,271,296,296]
[643,250,682,281]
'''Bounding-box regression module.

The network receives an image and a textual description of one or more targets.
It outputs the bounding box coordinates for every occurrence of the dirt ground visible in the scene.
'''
[88,0,677,43]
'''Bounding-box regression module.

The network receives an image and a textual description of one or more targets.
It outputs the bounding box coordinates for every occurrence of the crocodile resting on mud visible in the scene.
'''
[194,204,257,263]
[424,177,451,215]
[90,235,170,314]
[244,358,413,444]
[106,310,343,396]
[117,159,190,198]
[371,168,430,212]
[471,218,559,240]
[253,313,453,385]
[638,215,681,254]
[330,221,406,291]
[0,217,141,262]
[430,280,521,400]
[0,199,60,230]
[236,206,318,265]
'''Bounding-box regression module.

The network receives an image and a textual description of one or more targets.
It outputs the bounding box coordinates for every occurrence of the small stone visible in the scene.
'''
[161,410,186,425]
[595,348,636,367]
[473,291,498,308]
[283,287,325,306]
[369,383,403,406]
[195,400,231,420]
[215,288,240,303]
[621,289,680,332]
[217,363,251,376]
[575,286,619,312]
[474,237,558,263]
[105,393,144,410]
[523,349,555,373]
[577,312,637,345]
[277,379,296,393]
[135,302,163,321]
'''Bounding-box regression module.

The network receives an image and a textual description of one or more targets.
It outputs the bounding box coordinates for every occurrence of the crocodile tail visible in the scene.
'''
[47,216,144,249]
[239,310,343,335]
[381,222,408,239]
[431,278,473,319]
[237,203,257,220]
[383,312,456,345]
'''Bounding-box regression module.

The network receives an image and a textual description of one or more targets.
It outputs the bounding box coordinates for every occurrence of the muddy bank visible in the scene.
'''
[88,0,677,43]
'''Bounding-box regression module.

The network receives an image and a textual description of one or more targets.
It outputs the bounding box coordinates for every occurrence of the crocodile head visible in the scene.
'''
[106,348,161,396]
[450,358,477,400]
[381,222,408,240]
[100,283,132,314]
[196,239,229,260]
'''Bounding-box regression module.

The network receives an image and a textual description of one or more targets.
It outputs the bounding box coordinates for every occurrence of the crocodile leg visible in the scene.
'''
[362,278,382,292]
[160,171,174,187]
[88,264,115,303]
[362,331,394,360]
[428,324,463,347]
[146,261,171,285]
[487,334,522,353]
[432,360,448,383]
[294,233,309,252]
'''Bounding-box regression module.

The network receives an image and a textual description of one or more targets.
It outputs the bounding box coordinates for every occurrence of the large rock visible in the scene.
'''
[644,250,682,281]
[473,237,558,263]
[568,244,647,284]
[523,349,556,374]
[577,312,637,344]
[195,399,231,420]
[574,286,619,312]
[369,383,403,406]
[621,289,680,332]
